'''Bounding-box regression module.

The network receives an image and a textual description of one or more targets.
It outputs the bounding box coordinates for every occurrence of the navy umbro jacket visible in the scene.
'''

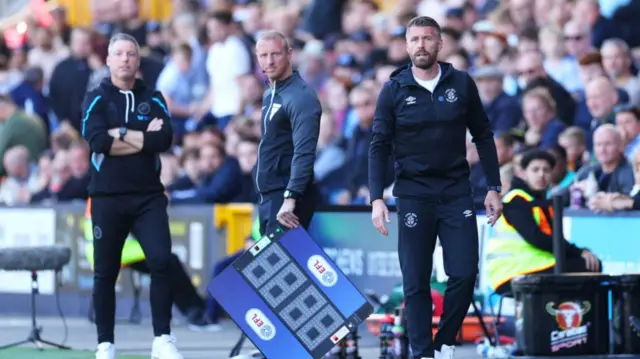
[368,62,501,200]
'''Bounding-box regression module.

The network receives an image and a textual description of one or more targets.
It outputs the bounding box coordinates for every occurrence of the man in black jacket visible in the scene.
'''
[253,30,322,234]
[81,33,182,359]
[368,16,503,359]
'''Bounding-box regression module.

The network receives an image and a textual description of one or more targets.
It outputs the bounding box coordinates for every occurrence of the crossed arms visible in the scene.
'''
[81,92,173,156]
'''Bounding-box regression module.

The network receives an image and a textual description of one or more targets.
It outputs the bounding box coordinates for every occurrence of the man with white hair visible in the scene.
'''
[0,145,38,205]
[575,124,635,196]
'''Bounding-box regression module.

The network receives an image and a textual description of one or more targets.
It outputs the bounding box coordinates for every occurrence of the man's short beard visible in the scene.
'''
[412,53,438,70]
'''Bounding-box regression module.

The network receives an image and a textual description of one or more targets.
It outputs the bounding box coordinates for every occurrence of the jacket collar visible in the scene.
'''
[389,61,455,88]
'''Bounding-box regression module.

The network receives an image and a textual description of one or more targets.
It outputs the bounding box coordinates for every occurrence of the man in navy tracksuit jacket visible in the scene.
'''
[369,17,502,359]
[252,30,321,235]
[82,34,182,359]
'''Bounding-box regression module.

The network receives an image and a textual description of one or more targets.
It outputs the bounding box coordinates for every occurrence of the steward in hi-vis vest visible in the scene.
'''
[486,150,601,294]
[84,197,145,268]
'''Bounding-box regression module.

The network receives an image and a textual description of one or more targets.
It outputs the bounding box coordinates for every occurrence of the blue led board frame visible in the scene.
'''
[208,227,373,359]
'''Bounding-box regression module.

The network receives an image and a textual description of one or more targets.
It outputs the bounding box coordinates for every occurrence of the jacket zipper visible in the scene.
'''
[255,81,277,203]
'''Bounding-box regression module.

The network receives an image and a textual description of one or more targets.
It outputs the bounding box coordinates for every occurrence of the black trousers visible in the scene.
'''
[129,253,204,316]
[396,196,479,359]
[494,256,603,295]
[258,184,318,236]
[91,193,173,343]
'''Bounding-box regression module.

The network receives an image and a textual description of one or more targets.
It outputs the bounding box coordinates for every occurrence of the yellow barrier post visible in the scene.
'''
[213,204,254,255]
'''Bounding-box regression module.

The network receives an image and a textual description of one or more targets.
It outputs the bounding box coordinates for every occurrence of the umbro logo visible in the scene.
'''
[463,209,473,218]
[405,96,416,105]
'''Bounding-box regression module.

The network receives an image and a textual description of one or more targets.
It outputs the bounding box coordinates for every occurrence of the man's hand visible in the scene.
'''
[485,190,503,226]
[581,249,600,272]
[147,118,163,132]
[277,198,299,228]
[587,192,613,213]
[371,199,390,236]
[107,128,120,137]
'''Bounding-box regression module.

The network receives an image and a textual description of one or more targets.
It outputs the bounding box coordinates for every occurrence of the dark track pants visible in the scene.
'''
[396,196,479,358]
[91,193,173,343]
[129,253,204,315]
[258,184,318,235]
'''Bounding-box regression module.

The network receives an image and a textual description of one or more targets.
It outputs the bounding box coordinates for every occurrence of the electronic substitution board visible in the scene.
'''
[208,227,373,359]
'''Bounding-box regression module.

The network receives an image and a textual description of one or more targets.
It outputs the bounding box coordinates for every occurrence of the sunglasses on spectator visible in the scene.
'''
[564,35,584,41]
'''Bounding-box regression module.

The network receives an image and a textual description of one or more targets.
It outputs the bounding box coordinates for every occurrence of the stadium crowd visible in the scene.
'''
[0,0,639,212]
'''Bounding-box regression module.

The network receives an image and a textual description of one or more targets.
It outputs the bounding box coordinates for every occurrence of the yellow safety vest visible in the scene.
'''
[486,189,556,290]
[84,198,145,268]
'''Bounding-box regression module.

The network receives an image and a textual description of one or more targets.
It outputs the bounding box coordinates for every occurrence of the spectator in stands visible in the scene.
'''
[26,26,69,88]
[0,145,39,205]
[197,11,252,130]
[0,54,23,94]
[0,95,47,177]
[168,148,200,192]
[157,43,208,140]
[522,87,566,149]
[547,144,575,197]
[601,38,640,107]
[559,126,588,172]
[232,136,259,203]
[588,148,640,212]
[473,65,522,133]
[298,40,329,92]
[574,51,630,130]
[562,20,594,87]
[334,85,376,205]
[539,26,582,93]
[575,124,635,197]
[517,51,576,125]
[584,76,622,150]
[495,132,516,194]
[48,27,94,132]
[10,67,52,134]
[68,141,89,181]
[614,105,640,161]
[170,143,242,204]
[31,147,88,203]
[315,111,346,200]
[574,0,640,48]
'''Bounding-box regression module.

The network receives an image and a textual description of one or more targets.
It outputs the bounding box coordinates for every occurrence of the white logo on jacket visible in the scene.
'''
[444,89,458,103]
[405,96,416,105]
[404,213,418,228]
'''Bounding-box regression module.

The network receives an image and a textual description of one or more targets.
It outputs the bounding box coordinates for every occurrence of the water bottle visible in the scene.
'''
[570,186,583,209]
[379,315,394,358]
[344,329,360,359]
[323,343,343,359]
[391,308,407,358]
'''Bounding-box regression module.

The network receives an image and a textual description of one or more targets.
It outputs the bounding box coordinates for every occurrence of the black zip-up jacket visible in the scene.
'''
[81,78,173,196]
[253,71,321,199]
[368,62,501,200]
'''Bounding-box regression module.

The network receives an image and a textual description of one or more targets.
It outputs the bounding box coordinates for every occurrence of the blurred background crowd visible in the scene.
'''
[0,0,639,212]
